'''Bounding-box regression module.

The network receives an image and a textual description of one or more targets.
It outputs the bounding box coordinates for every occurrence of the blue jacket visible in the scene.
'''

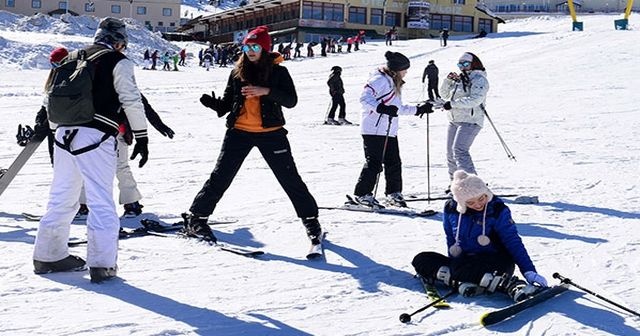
[443,197,536,274]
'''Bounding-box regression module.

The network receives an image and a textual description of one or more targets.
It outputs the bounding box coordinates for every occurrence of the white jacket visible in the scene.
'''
[359,69,417,137]
[440,70,489,127]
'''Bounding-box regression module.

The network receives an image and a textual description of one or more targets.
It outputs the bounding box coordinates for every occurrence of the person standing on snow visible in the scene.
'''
[422,60,440,102]
[412,170,548,302]
[33,18,148,283]
[438,52,489,191]
[352,51,433,208]
[189,25,323,247]
[325,66,351,125]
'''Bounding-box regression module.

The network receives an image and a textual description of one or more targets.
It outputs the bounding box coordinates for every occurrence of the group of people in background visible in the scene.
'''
[24,21,547,306]
[142,48,187,71]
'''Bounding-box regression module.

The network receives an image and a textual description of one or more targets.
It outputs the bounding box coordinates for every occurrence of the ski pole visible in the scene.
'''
[399,289,456,323]
[425,110,431,203]
[483,109,516,161]
[373,115,393,199]
[553,273,640,317]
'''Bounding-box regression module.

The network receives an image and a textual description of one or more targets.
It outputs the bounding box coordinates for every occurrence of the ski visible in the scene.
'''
[405,193,519,203]
[480,284,569,326]
[418,276,451,309]
[67,220,184,247]
[322,121,359,126]
[319,195,437,218]
[22,212,237,225]
[306,231,327,260]
[173,231,264,258]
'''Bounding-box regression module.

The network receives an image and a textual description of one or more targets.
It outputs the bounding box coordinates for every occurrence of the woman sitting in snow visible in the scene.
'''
[411,170,548,302]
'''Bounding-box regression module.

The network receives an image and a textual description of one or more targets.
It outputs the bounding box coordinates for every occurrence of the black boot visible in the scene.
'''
[494,275,538,302]
[302,216,322,244]
[34,255,86,274]
[183,213,217,243]
[90,266,117,283]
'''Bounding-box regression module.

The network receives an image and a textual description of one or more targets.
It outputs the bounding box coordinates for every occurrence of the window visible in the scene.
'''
[302,2,322,20]
[325,3,344,21]
[370,8,383,25]
[170,22,175,27]
[478,18,493,33]
[163,8,172,16]
[111,5,121,14]
[58,1,66,10]
[348,6,366,24]
[453,0,465,4]
[137,7,146,15]
[430,14,451,31]
[85,2,95,12]
[452,15,473,32]
[385,12,401,27]
[31,0,41,8]
[158,22,164,26]
[5,0,15,7]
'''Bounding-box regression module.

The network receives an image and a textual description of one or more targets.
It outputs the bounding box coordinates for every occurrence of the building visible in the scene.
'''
[480,0,640,14]
[0,0,181,32]
[181,0,504,44]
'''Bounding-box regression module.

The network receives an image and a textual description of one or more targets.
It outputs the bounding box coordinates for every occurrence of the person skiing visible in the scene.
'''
[412,170,548,302]
[190,25,323,247]
[422,60,440,102]
[33,17,148,283]
[352,51,433,208]
[325,66,350,125]
[438,52,489,189]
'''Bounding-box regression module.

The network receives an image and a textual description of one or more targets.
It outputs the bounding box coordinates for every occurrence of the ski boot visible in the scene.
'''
[75,204,89,220]
[34,255,86,274]
[324,118,340,125]
[354,194,383,209]
[302,216,323,244]
[385,192,407,207]
[123,201,144,218]
[90,266,118,283]
[338,118,353,125]
[183,213,217,243]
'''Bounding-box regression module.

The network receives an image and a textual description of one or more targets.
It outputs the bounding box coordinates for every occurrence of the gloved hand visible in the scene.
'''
[376,103,398,117]
[447,72,460,81]
[200,91,221,111]
[443,101,452,110]
[16,124,35,147]
[153,122,175,139]
[33,122,50,141]
[415,102,434,118]
[524,271,548,287]
[130,136,149,168]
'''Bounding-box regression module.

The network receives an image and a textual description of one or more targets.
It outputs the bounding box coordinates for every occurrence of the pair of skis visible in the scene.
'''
[404,276,569,326]
[319,195,437,218]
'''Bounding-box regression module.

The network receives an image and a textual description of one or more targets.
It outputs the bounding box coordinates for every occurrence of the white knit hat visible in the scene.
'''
[450,170,493,213]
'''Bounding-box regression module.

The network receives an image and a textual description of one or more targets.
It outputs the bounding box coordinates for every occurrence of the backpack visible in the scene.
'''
[46,48,112,125]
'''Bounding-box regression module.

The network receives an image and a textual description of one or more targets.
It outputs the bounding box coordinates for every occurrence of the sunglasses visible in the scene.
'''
[242,44,262,53]
[457,61,472,68]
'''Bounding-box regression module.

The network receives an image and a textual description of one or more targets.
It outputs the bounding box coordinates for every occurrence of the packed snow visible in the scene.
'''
[1,11,639,336]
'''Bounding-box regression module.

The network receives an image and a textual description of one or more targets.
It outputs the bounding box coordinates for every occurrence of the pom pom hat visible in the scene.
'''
[243,26,271,52]
[450,170,493,214]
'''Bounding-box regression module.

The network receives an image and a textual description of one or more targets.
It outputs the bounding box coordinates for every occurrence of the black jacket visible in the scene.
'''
[422,63,439,84]
[217,59,297,129]
[327,73,344,96]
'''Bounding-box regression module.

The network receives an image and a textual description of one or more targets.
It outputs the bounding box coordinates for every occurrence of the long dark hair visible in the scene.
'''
[232,50,273,85]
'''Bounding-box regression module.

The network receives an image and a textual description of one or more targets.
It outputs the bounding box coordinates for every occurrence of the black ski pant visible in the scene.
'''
[427,81,440,101]
[190,128,318,219]
[327,94,346,119]
[354,135,402,197]
[412,251,515,286]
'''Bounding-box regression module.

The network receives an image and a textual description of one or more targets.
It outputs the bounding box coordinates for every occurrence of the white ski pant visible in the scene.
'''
[33,127,119,268]
[78,134,142,205]
[446,121,482,179]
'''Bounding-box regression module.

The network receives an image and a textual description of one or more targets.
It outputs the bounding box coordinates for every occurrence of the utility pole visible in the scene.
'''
[129,0,134,18]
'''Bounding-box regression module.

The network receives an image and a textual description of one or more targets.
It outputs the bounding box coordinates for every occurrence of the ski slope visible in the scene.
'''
[1,13,639,336]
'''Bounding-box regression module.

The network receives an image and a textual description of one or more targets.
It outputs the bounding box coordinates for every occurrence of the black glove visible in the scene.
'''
[16,124,35,147]
[33,122,50,141]
[443,101,452,110]
[153,122,175,139]
[130,137,149,168]
[376,103,398,117]
[200,91,221,111]
[415,102,434,118]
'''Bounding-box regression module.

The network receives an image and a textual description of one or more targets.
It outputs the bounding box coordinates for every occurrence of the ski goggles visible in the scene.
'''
[242,44,262,53]
[457,61,472,68]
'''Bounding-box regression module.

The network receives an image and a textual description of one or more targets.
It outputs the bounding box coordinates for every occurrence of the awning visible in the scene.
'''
[475,4,506,24]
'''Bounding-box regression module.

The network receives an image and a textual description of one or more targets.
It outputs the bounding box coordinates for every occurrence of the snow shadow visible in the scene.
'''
[486,290,640,335]
[515,222,608,244]
[48,276,312,335]
[538,201,640,219]
[258,237,420,293]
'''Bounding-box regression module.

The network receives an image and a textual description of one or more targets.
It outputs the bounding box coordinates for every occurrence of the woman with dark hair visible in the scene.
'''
[187,26,322,247]
[439,52,489,190]
[352,51,433,208]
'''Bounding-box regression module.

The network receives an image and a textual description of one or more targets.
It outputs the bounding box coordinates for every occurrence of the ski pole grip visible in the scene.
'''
[552,272,571,284]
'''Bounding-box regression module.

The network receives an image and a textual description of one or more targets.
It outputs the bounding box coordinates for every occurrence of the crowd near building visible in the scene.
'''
[0,0,181,32]
[481,0,639,14]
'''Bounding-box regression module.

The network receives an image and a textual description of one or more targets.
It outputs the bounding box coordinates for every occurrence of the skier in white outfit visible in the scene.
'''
[33,18,148,283]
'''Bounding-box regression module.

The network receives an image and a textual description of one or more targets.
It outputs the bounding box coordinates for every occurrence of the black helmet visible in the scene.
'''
[331,66,342,72]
